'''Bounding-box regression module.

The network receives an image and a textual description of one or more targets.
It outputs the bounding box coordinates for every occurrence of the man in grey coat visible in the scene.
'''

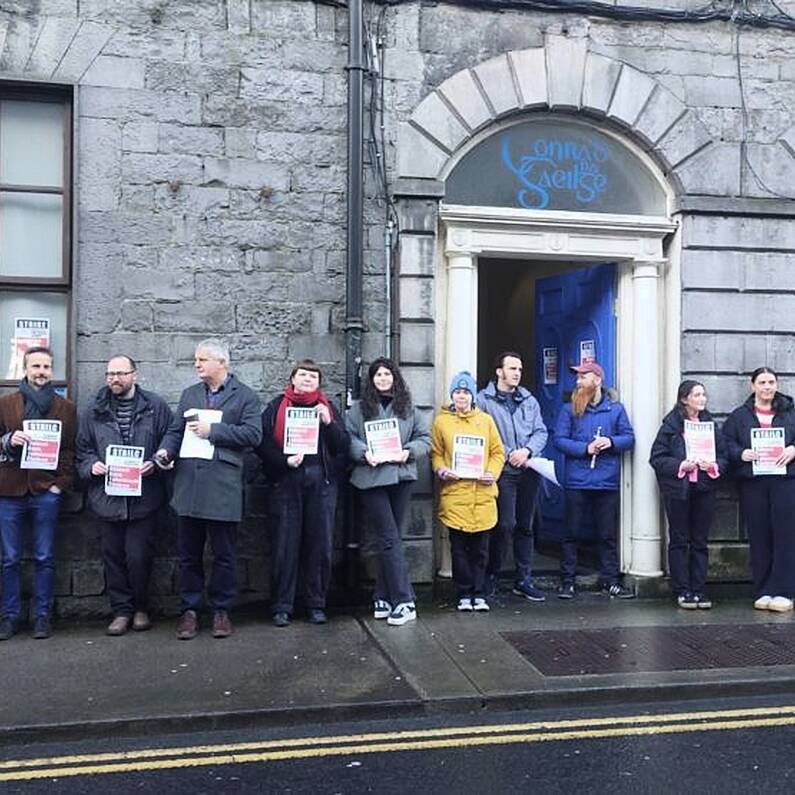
[157,339,261,640]
[476,351,548,601]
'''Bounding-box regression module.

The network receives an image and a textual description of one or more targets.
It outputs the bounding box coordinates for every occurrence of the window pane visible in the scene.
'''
[0,100,64,187]
[446,118,667,215]
[0,192,63,277]
[0,291,67,380]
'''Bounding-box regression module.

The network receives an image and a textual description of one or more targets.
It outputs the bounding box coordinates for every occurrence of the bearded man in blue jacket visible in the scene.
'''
[553,361,635,599]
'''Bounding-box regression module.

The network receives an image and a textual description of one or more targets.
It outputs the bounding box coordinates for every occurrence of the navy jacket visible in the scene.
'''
[723,393,795,480]
[258,394,349,485]
[475,382,548,471]
[649,408,728,501]
[76,386,173,522]
[553,391,634,490]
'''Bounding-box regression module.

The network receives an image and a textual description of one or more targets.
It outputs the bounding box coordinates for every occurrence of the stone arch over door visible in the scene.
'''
[394,35,696,584]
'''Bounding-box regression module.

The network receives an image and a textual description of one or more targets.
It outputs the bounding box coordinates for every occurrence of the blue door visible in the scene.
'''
[534,263,616,539]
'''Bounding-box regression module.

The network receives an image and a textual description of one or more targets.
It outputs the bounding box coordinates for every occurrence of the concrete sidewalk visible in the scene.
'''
[3,591,795,742]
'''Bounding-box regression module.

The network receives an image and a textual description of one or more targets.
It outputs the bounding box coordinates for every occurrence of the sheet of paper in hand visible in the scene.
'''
[365,418,402,463]
[105,445,145,497]
[20,419,62,471]
[179,409,223,460]
[452,434,485,479]
[283,407,320,455]
[751,427,786,476]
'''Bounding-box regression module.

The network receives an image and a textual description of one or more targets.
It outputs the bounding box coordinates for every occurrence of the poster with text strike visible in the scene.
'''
[452,434,485,479]
[20,419,61,471]
[7,318,50,379]
[751,427,786,476]
[684,420,716,463]
[365,418,403,463]
[283,407,320,455]
[105,445,145,497]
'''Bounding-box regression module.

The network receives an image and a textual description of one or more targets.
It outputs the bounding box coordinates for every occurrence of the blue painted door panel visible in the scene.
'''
[534,263,616,538]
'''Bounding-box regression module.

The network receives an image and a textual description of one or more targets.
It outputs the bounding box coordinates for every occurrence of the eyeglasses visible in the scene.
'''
[105,370,136,379]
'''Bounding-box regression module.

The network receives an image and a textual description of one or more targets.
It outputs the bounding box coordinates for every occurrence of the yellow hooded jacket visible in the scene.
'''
[431,404,505,532]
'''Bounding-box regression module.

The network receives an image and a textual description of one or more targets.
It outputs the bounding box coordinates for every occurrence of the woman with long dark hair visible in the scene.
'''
[346,358,430,626]
[650,380,727,609]
[723,367,795,612]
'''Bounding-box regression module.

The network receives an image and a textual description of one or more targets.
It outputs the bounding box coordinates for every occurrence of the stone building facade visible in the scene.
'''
[1,0,795,613]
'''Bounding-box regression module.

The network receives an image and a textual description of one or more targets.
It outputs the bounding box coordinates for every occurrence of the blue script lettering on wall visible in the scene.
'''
[501,135,610,210]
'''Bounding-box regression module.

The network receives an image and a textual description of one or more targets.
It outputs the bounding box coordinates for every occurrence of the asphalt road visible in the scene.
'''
[3,694,795,794]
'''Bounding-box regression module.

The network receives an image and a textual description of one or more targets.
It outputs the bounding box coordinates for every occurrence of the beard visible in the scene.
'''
[572,383,598,417]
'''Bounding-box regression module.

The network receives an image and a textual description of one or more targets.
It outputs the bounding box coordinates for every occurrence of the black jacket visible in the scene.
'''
[649,408,728,500]
[75,386,173,521]
[722,393,795,480]
[258,394,349,484]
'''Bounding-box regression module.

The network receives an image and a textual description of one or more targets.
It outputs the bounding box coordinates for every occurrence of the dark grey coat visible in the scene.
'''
[75,386,173,522]
[161,374,262,522]
[346,400,431,490]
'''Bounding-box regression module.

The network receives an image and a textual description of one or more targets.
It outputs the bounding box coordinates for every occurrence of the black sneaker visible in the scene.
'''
[677,593,698,610]
[32,615,52,639]
[0,616,18,641]
[603,583,636,599]
[558,583,576,600]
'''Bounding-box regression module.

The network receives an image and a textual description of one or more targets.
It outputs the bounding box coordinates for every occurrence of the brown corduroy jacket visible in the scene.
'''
[0,391,77,496]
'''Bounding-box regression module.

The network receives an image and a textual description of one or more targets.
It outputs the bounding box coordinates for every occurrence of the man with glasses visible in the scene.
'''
[76,355,173,635]
[0,346,76,640]
[156,339,261,640]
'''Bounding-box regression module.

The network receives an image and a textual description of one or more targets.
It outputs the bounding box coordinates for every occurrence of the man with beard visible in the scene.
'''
[76,355,173,635]
[553,361,635,599]
[0,347,76,640]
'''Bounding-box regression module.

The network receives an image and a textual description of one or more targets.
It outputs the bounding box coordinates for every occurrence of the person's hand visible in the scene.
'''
[187,420,212,439]
[680,459,697,473]
[287,453,304,468]
[479,471,495,485]
[593,436,612,451]
[508,448,530,467]
[437,467,459,481]
[364,451,380,467]
[91,461,107,476]
[10,430,30,447]
[392,449,410,464]
[316,404,332,425]
[696,459,714,472]
[587,441,600,456]
[140,460,155,476]
[775,445,795,468]
[741,448,758,462]
[48,485,61,494]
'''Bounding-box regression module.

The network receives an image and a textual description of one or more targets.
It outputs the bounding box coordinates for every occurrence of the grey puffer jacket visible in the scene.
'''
[346,400,431,489]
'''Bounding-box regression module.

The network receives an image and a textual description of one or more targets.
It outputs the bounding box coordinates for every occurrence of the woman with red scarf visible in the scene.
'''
[258,360,349,627]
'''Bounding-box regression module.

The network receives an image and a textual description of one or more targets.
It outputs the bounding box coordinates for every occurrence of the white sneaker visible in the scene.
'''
[473,598,490,612]
[768,596,794,613]
[373,600,392,620]
[754,595,773,610]
[457,597,473,612]
[387,602,416,626]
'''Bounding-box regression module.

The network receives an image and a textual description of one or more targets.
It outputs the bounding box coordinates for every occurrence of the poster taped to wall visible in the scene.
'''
[579,339,595,365]
[7,318,50,380]
[542,347,559,385]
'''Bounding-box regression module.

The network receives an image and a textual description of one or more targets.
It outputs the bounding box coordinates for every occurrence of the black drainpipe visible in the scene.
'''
[344,0,365,597]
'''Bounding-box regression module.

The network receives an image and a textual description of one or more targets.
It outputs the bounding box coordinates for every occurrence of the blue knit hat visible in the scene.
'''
[449,370,477,398]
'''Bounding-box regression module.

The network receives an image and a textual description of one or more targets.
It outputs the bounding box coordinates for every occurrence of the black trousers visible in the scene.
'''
[360,482,415,607]
[269,464,338,615]
[178,517,238,613]
[560,489,620,585]
[739,477,795,598]
[488,468,541,583]
[663,490,715,597]
[449,528,490,599]
[101,515,156,616]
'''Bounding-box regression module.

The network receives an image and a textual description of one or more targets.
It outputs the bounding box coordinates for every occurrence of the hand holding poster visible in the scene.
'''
[684,420,716,463]
[179,409,223,460]
[364,418,403,463]
[452,434,486,479]
[105,445,145,497]
[283,407,320,455]
[20,420,62,471]
[751,427,786,476]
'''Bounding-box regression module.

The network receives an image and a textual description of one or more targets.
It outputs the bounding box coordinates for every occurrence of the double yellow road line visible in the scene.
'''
[3,704,795,781]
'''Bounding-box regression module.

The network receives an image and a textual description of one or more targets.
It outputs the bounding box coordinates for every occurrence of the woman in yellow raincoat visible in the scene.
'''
[431,371,504,612]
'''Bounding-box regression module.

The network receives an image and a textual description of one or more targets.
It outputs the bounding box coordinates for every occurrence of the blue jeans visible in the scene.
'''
[0,490,61,619]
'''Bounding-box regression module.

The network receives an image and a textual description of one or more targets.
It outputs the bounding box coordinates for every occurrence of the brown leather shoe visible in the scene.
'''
[132,611,151,632]
[106,616,130,636]
[176,610,198,640]
[211,610,233,639]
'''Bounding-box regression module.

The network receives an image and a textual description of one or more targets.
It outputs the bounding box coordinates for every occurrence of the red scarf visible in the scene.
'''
[273,383,332,449]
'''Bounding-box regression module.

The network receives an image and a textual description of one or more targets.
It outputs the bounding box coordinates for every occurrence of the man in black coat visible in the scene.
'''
[157,339,261,640]
[76,355,173,635]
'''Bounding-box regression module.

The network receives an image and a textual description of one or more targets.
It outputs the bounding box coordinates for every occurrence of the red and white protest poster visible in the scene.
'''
[20,419,61,471]
[7,318,50,379]
[365,418,403,463]
[452,434,486,479]
[684,420,716,463]
[283,407,320,455]
[751,427,786,476]
[104,445,145,497]
[543,347,559,385]
[579,339,596,365]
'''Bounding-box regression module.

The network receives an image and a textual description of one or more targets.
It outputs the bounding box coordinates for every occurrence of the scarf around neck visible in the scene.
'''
[273,383,332,450]
[20,378,56,420]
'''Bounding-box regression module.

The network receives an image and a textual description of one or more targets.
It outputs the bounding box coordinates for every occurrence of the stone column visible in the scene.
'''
[628,259,664,577]
[436,244,478,577]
